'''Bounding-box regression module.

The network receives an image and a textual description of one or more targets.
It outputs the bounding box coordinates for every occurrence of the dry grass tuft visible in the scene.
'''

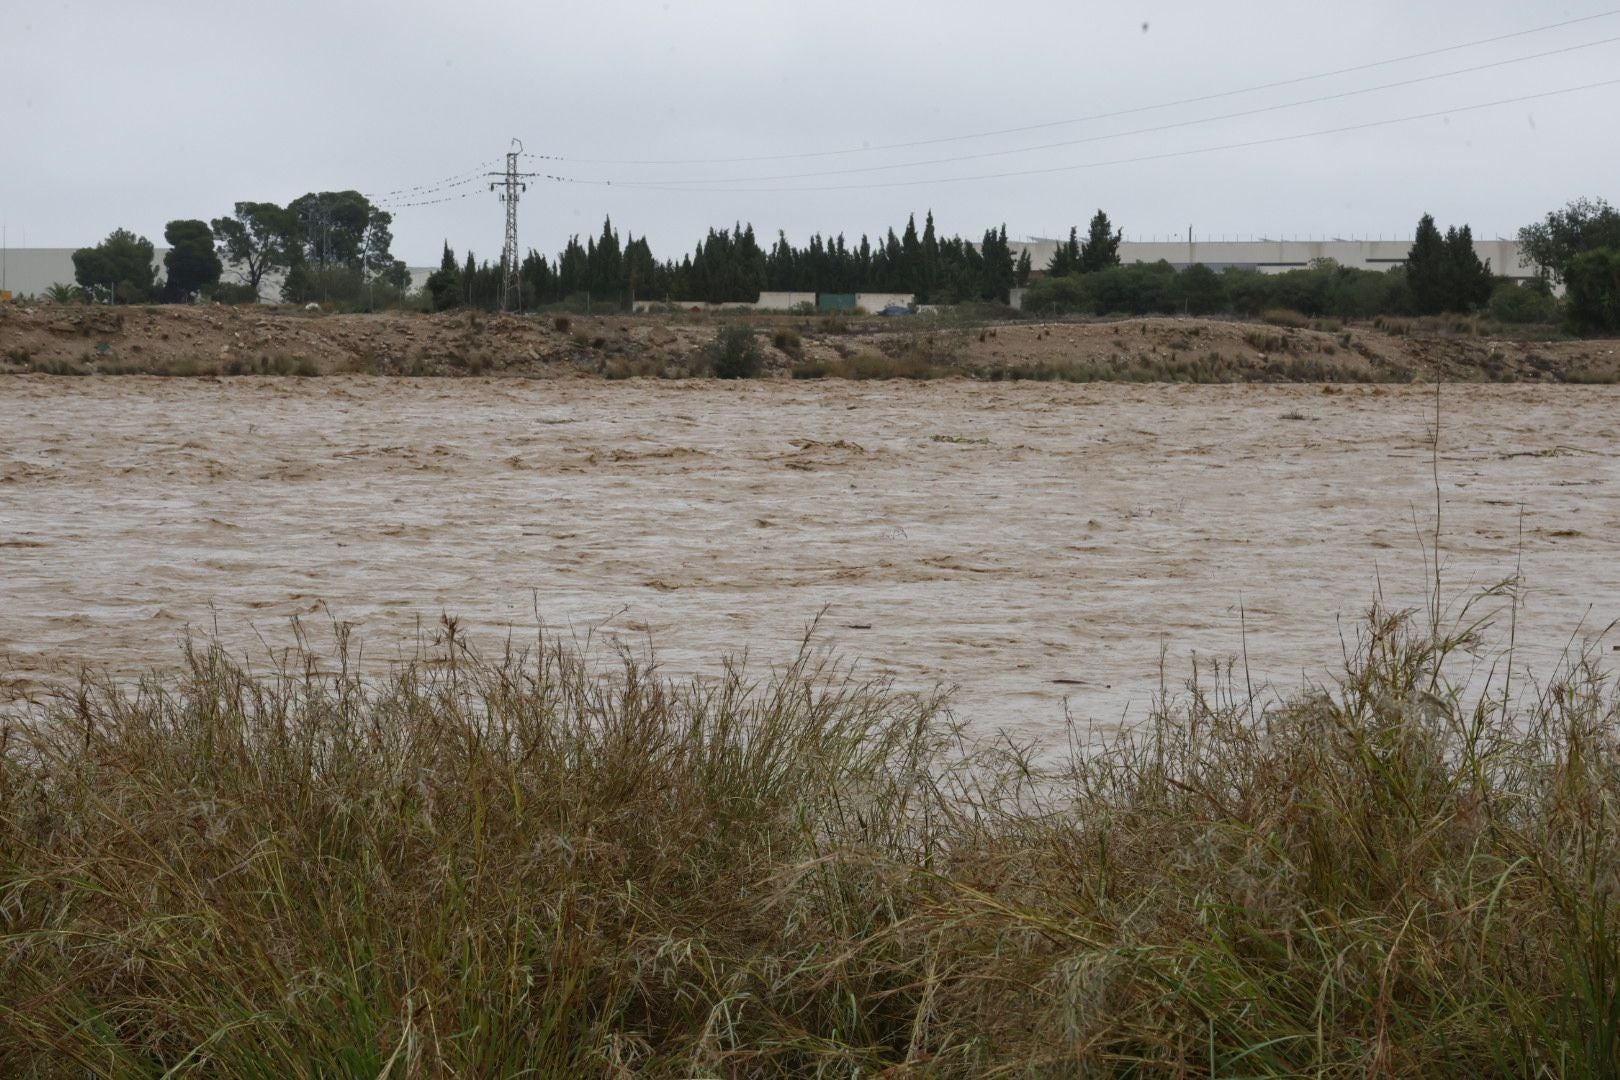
[2,602,1617,1074]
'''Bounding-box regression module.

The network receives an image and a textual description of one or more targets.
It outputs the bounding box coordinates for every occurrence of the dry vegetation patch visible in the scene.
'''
[3,602,1617,1074]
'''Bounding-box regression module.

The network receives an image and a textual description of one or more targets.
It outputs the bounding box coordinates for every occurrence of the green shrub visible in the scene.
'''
[210,282,261,306]
[1021,274,1092,314]
[706,323,764,379]
[771,327,802,357]
[1487,281,1559,324]
[1564,247,1620,334]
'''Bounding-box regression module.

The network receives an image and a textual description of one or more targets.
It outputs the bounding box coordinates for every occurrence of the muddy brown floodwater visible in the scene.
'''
[2,376,1617,743]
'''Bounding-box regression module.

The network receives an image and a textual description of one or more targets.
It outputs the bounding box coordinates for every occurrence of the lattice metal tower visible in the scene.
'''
[488,139,535,311]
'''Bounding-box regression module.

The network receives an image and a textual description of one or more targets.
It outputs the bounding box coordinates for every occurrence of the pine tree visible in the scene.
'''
[1406,214,1449,315]
[623,235,656,304]
[1048,226,1082,276]
[1443,224,1492,312]
[520,249,552,307]
[900,214,922,293]
[736,223,767,300]
[589,217,623,301]
[979,225,1015,301]
[424,240,462,310]
[920,211,940,303]
[1079,210,1122,273]
[557,236,588,298]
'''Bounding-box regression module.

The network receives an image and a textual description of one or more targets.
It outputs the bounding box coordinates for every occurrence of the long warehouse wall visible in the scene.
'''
[1007,237,1535,280]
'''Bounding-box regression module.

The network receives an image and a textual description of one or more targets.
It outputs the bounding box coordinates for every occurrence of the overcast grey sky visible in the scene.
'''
[3,1,1617,265]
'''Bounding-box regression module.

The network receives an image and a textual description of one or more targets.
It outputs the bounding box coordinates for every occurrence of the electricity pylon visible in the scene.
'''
[488,139,536,312]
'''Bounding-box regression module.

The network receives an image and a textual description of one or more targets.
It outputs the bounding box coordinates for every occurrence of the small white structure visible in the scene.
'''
[855,292,914,312]
[755,291,817,311]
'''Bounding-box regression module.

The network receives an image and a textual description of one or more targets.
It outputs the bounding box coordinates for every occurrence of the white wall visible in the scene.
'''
[756,291,817,311]
[855,292,914,311]
[1006,237,1538,280]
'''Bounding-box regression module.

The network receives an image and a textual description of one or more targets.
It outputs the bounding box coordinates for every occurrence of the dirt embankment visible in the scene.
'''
[1,303,1616,382]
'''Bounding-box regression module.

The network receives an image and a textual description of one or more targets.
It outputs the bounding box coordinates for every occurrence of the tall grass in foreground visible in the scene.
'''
[2,607,1617,1076]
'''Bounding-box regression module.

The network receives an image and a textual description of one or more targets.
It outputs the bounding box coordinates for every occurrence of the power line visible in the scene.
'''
[548,9,1619,166]
[542,77,1620,193]
[611,35,1620,186]
[372,175,490,208]
[364,161,495,200]
[376,189,484,210]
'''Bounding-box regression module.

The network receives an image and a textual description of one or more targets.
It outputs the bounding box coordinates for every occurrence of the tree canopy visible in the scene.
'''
[280,191,407,303]
[72,229,158,304]
[1405,214,1491,315]
[1564,247,1620,333]
[162,219,222,302]
[211,202,294,300]
[1517,197,1620,283]
[1079,210,1123,273]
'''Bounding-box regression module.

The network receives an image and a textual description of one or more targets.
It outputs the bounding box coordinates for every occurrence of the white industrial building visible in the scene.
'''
[1006,236,1535,281]
[0,247,436,301]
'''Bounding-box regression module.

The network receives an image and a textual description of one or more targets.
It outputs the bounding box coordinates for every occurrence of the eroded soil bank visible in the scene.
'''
[3,303,1618,382]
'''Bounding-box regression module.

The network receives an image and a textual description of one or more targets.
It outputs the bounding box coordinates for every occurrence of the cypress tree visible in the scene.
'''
[920,211,940,302]
[1079,210,1122,273]
[1444,224,1492,312]
[424,240,462,310]
[589,217,623,301]
[1406,214,1449,315]
[1048,226,1082,276]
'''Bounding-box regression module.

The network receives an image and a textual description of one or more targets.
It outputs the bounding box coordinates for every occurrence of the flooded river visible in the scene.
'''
[2,377,1616,743]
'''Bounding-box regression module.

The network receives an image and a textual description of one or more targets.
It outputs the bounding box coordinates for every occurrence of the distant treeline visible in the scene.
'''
[51,193,1620,333]
[431,202,1620,332]
[64,192,409,307]
[428,214,1034,310]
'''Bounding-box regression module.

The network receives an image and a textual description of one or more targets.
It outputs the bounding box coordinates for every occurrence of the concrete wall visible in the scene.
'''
[855,292,915,312]
[755,291,817,311]
[630,300,758,313]
[1006,237,1536,281]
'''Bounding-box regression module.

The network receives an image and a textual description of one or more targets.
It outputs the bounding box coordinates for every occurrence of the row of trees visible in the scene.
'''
[69,192,408,306]
[421,196,1620,331]
[1405,215,1493,315]
[62,192,1618,331]
[68,221,221,305]
[425,213,1037,312]
[1022,258,1560,323]
[1027,212,1541,322]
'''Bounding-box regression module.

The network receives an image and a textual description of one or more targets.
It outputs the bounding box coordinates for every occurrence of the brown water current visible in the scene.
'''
[2,377,1617,742]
